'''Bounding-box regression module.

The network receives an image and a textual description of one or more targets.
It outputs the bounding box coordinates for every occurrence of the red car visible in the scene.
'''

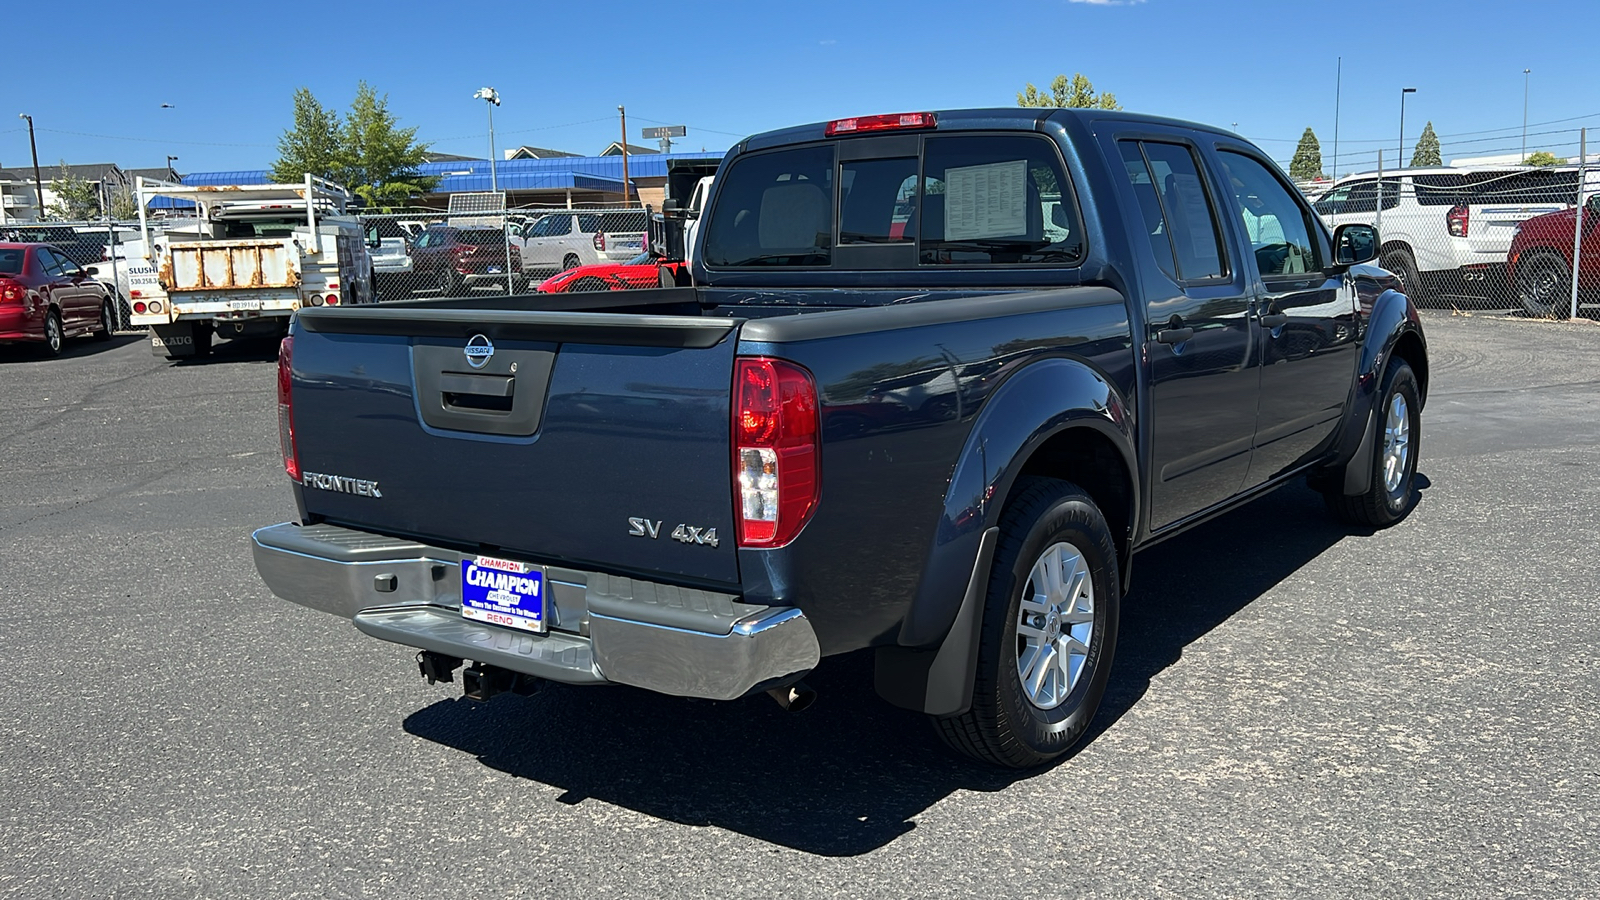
[536,253,685,293]
[408,226,523,296]
[0,242,115,356]
[1507,196,1600,317]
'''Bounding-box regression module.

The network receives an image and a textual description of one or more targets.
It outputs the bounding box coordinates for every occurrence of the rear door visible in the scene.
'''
[1211,148,1359,485]
[1115,137,1259,530]
[288,305,743,585]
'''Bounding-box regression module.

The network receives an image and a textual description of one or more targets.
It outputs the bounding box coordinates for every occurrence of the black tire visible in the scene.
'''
[41,311,64,357]
[1515,251,1570,319]
[570,277,609,293]
[435,268,462,296]
[562,255,581,271]
[94,299,113,340]
[191,321,213,358]
[1324,359,1421,528]
[934,477,1120,768]
[1381,248,1427,304]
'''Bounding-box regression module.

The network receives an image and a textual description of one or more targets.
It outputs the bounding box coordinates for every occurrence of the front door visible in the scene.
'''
[1117,138,1259,530]
[1212,150,1361,486]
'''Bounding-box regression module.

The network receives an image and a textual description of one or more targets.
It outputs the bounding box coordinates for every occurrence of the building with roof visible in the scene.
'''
[598,142,660,158]
[505,146,580,160]
[174,150,725,212]
[0,162,146,223]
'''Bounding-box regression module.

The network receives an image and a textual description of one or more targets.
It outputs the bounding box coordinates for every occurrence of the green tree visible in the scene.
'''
[339,82,436,209]
[1017,73,1120,110]
[1289,127,1323,181]
[271,87,344,184]
[46,163,101,220]
[1411,121,1442,167]
[108,189,139,220]
[1525,151,1567,167]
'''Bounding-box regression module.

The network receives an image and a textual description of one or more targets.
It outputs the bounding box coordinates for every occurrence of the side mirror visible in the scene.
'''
[1332,223,1378,267]
[84,265,99,276]
[663,198,682,213]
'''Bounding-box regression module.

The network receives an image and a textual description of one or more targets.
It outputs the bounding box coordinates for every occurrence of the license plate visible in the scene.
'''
[229,298,262,311]
[460,556,545,633]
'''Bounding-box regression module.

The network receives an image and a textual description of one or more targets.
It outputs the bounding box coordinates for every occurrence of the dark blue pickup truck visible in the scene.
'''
[252,108,1427,768]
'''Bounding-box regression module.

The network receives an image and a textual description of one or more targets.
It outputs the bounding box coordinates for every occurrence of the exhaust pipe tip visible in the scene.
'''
[766,681,816,713]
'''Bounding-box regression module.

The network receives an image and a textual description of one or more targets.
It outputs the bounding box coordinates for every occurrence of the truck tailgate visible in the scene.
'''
[168,238,298,290]
[287,307,741,586]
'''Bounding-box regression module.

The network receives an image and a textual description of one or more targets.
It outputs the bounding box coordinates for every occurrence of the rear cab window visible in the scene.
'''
[702,133,1083,269]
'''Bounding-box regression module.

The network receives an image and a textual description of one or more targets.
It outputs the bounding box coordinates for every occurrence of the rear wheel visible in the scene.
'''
[94,299,113,340]
[562,254,581,271]
[1516,252,1570,319]
[1381,248,1427,304]
[934,477,1120,769]
[435,268,463,296]
[41,311,64,357]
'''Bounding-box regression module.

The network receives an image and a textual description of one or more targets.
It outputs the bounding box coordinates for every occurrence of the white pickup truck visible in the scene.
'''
[132,176,374,358]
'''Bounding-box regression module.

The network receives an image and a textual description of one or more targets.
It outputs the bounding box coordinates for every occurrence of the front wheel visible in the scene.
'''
[1324,359,1421,528]
[934,477,1120,769]
[1516,252,1570,319]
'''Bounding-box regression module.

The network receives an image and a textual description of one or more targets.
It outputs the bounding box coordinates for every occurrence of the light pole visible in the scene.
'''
[17,113,43,222]
[1522,69,1532,162]
[1398,88,1417,169]
[473,88,500,191]
[166,155,179,182]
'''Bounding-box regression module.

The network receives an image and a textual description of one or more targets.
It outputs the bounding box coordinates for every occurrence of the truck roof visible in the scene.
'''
[739,107,1241,152]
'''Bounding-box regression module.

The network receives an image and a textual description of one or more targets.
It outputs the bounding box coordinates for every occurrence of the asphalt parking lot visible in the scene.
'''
[1,313,1597,898]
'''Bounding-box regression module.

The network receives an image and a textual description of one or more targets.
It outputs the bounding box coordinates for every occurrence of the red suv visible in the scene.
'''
[1507,196,1600,317]
[408,226,522,296]
[0,243,115,356]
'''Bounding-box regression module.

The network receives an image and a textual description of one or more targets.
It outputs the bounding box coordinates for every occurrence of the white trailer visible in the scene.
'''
[132,175,373,358]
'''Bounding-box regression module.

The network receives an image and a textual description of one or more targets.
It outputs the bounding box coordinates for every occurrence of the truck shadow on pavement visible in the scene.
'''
[403,477,1427,856]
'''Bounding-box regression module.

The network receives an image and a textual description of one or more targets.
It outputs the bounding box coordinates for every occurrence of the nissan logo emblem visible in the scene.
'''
[464,334,494,369]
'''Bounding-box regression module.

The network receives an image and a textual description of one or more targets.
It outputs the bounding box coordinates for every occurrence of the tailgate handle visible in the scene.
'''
[439,372,514,397]
[439,372,515,414]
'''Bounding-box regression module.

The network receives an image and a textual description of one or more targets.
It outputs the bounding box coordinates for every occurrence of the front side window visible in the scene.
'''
[1217,151,1319,277]
[703,145,833,267]
[919,135,1082,265]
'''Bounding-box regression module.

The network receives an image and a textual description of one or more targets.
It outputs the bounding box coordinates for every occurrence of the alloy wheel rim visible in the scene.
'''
[1015,540,1095,711]
[46,317,61,351]
[1383,393,1411,493]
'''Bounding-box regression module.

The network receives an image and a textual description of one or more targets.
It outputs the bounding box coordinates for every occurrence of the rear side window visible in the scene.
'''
[598,211,648,233]
[0,249,23,275]
[919,135,1082,266]
[1118,140,1227,282]
[703,145,833,267]
[458,230,504,247]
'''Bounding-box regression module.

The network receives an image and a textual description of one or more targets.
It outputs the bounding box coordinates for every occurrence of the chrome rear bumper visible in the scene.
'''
[250,522,819,701]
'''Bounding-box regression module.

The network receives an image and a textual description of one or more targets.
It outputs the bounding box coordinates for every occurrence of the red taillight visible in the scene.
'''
[825,112,937,137]
[0,280,23,303]
[1447,204,1470,238]
[593,232,606,251]
[278,336,300,482]
[734,358,819,547]
[324,294,340,306]
[133,301,147,313]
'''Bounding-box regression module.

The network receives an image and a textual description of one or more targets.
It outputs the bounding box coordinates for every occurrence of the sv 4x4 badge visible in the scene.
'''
[628,517,719,547]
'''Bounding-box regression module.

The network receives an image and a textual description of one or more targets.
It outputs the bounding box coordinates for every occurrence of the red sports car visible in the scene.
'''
[0,242,115,356]
[536,253,685,293]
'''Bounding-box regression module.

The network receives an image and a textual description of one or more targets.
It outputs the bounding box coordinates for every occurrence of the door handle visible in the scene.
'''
[1155,326,1195,344]
[1259,313,1289,328]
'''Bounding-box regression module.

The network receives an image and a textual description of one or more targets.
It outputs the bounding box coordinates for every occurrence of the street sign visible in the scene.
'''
[641,125,687,139]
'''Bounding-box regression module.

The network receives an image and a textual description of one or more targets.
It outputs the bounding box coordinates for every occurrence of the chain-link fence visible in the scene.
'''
[1305,131,1596,318]
[1,219,144,328]
[360,206,653,302]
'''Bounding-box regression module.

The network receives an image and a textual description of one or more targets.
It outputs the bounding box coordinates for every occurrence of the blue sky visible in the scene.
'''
[4,0,1596,179]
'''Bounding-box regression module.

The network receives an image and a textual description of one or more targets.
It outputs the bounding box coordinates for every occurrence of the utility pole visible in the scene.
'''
[166,155,179,182]
[1332,57,1342,183]
[18,113,43,222]
[1522,69,1532,163]
[618,105,631,208]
